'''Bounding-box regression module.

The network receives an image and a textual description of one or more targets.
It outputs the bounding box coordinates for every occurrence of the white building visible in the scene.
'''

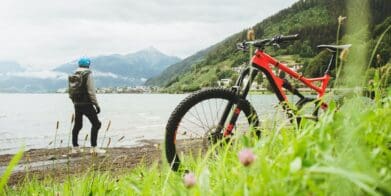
[218,78,232,87]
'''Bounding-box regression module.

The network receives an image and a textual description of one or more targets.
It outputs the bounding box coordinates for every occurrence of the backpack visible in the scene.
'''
[68,71,90,101]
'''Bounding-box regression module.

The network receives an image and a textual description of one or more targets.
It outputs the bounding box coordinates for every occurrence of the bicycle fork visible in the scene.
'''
[215,68,258,137]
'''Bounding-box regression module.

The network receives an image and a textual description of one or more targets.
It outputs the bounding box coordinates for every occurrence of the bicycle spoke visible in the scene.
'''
[181,117,208,135]
[188,109,209,130]
[214,98,219,124]
[207,99,215,125]
[215,99,225,126]
[177,123,203,138]
[200,102,211,129]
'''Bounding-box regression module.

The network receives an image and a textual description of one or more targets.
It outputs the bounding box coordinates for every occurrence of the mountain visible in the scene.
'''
[55,47,180,78]
[147,0,391,92]
[54,47,181,89]
[0,69,68,93]
[0,61,25,73]
[145,46,214,87]
[0,47,181,93]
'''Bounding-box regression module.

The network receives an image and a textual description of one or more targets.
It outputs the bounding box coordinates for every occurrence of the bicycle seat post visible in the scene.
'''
[324,53,336,75]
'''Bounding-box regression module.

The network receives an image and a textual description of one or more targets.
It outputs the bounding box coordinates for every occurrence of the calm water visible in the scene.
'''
[0,93,283,154]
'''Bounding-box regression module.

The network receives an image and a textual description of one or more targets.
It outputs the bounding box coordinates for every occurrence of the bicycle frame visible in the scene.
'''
[221,49,334,136]
[251,49,330,102]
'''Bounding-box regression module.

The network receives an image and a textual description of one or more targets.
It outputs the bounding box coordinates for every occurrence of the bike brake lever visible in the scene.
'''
[236,41,249,52]
[272,43,280,49]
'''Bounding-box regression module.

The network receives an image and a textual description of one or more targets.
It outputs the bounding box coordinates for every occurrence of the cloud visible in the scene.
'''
[94,71,144,81]
[94,71,120,79]
[5,71,67,80]
[0,0,297,68]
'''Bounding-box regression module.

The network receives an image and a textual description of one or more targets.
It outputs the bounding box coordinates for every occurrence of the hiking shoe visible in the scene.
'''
[90,147,106,154]
[70,147,84,154]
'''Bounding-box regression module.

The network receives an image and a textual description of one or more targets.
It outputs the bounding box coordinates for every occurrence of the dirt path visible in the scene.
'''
[0,140,163,186]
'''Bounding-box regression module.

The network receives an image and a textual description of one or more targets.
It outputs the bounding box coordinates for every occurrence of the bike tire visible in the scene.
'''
[165,88,259,171]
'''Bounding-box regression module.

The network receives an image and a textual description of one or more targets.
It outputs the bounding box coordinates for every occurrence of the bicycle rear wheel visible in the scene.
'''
[165,88,259,171]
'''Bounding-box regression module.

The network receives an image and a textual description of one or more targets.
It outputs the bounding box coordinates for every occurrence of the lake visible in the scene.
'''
[0,93,288,154]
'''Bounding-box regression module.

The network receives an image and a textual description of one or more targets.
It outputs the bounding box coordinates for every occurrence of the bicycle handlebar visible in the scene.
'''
[237,34,300,50]
[272,34,300,43]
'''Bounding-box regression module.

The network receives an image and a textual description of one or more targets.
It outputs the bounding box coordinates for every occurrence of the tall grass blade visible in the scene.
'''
[0,149,24,193]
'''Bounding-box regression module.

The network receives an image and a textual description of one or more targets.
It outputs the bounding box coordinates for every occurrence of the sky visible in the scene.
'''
[0,0,297,69]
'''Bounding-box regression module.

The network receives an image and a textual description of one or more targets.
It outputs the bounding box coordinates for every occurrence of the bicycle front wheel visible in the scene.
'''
[165,88,259,171]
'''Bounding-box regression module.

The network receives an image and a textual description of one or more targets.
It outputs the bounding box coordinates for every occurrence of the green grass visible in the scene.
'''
[2,91,391,195]
[2,2,391,193]
[0,149,23,195]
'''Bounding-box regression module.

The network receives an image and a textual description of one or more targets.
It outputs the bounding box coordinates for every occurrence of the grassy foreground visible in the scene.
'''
[1,92,390,195]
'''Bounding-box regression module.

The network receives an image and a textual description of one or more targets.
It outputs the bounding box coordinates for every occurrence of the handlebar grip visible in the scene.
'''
[252,39,271,48]
[280,34,300,42]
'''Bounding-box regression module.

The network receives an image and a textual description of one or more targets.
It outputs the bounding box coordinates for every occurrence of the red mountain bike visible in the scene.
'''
[165,34,351,171]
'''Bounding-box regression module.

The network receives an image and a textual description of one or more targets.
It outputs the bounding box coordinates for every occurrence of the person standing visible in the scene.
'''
[68,57,106,154]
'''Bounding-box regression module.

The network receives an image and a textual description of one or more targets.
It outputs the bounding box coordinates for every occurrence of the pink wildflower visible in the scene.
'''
[183,172,196,188]
[238,148,256,166]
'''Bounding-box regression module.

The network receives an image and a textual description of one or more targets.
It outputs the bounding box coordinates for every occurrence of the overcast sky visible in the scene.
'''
[0,0,296,69]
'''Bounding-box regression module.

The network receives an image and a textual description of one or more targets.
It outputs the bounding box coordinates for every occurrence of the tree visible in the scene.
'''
[217,70,235,80]
[229,74,239,87]
[303,50,330,77]
[255,74,264,85]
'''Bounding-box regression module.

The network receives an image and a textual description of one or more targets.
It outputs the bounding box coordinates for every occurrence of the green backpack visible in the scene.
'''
[68,70,91,101]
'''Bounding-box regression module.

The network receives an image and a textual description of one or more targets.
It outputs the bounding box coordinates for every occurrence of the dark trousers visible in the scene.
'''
[72,104,101,147]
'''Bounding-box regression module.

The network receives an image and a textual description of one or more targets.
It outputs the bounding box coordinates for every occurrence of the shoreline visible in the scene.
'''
[0,140,163,186]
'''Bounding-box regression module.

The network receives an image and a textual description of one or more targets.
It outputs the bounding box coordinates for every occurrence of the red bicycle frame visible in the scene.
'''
[222,35,341,136]
[222,49,332,136]
[252,49,330,102]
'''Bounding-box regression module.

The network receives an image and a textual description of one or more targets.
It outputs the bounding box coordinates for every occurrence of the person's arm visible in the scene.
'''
[86,73,99,107]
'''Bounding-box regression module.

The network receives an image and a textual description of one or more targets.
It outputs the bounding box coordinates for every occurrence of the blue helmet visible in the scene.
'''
[78,57,91,67]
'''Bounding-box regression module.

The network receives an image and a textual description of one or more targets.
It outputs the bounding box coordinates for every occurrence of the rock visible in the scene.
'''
[47,155,57,160]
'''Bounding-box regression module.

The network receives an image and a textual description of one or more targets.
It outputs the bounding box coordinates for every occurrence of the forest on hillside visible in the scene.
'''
[147,0,391,93]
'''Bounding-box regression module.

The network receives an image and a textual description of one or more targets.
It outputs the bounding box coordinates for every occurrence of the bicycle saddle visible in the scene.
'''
[317,44,351,52]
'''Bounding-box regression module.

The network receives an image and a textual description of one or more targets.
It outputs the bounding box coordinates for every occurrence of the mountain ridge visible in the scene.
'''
[0,47,181,92]
[54,47,180,77]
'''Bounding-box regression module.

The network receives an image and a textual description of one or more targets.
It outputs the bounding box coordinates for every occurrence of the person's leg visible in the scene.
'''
[84,105,101,147]
[72,106,83,147]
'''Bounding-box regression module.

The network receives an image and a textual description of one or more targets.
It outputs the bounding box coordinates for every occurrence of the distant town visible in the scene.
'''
[56,63,305,94]
[56,86,158,94]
